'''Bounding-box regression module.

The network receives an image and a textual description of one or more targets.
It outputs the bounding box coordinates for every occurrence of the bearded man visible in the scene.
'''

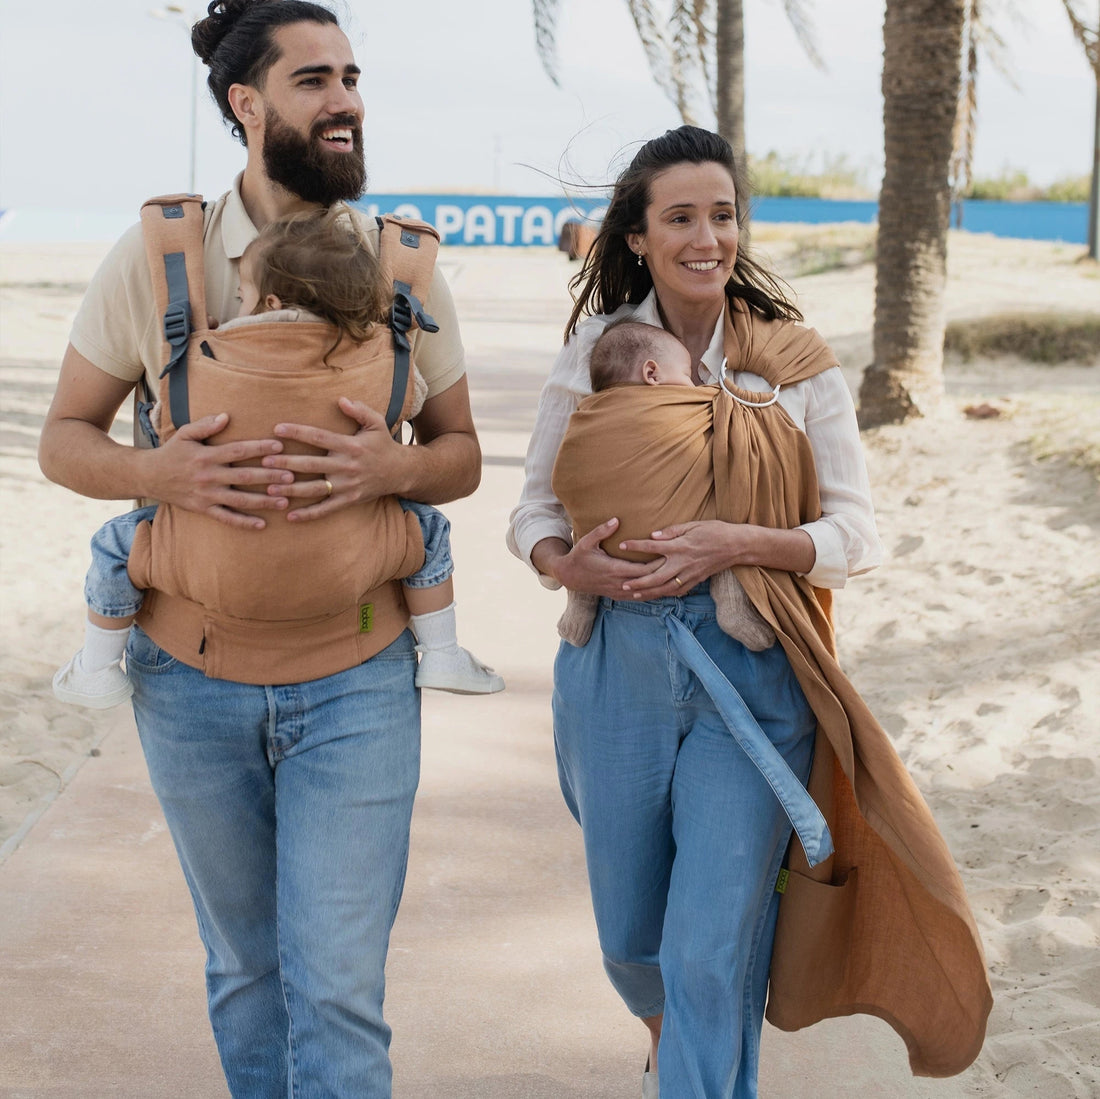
[37,3,480,1096]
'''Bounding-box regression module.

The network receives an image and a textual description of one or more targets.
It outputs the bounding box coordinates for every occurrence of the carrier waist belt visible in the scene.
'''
[133,580,409,686]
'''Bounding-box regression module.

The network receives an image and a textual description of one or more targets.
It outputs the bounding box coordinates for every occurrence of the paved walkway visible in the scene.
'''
[0,249,968,1098]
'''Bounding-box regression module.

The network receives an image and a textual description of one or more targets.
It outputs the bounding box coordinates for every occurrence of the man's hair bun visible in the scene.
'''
[191,0,262,67]
[187,1,338,145]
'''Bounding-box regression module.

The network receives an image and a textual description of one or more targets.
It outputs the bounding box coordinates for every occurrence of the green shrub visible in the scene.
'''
[965,169,1091,203]
[749,151,871,200]
[966,170,1036,202]
[1044,175,1090,203]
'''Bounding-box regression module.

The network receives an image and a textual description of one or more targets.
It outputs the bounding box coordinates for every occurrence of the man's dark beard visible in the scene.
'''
[261,106,366,205]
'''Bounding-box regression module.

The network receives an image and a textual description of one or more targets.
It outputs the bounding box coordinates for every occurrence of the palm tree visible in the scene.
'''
[950,1,1015,227]
[532,0,822,161]
[1060,0,1099,260]
[858,0,967,427]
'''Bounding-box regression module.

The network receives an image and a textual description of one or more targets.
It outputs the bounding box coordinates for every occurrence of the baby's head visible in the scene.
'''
[237,207,387,345]
[589,321,694,392]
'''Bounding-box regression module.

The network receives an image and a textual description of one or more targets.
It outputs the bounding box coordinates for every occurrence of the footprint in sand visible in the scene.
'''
[1003,886,1053,923]
[893,534,924,556]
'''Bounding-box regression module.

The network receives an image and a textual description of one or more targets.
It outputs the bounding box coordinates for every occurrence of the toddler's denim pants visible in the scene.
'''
[82,504,157,619]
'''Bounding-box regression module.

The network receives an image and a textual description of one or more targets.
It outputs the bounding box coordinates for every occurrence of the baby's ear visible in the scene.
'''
[642,359,661,386]
[264,293,283,311]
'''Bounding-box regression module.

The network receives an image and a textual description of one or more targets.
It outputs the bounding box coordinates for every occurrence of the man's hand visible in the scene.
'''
[151,413,292,529]
[261,397,408,522]
[38,344,289,530]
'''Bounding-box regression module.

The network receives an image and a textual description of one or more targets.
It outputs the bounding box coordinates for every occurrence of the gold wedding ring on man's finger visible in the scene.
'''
[322,479,334,498]
[673,576,683,587]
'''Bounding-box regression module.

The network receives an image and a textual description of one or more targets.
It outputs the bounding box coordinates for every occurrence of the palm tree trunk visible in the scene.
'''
[859,0,966,427]
[1088,75,1099,261]
[715,0,746,163]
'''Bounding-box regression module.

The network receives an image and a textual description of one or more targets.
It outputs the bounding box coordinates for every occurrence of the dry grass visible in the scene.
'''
[752,223,877,278]
[1024,395,1100,480]
[944,312,1100,365]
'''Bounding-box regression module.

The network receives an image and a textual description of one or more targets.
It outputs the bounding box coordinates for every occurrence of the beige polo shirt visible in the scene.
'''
[70,175,466,400]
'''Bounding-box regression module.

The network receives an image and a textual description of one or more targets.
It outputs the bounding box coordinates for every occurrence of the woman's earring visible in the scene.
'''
[636,252,644,267]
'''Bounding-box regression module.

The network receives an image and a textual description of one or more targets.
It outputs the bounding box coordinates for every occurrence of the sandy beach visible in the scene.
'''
[1,227,1097,1096]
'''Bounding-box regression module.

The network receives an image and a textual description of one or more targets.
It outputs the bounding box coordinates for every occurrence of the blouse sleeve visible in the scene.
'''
[506,325,598,588]
[795,367,885,588]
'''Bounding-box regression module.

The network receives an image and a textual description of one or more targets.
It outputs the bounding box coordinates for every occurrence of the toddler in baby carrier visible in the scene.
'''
[53,200,503,707]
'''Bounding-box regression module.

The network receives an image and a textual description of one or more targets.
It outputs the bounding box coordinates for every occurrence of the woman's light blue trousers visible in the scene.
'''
[553,587,828,1099]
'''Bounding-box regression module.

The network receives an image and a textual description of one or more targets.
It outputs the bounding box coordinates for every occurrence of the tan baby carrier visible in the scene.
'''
[127,194,440,685]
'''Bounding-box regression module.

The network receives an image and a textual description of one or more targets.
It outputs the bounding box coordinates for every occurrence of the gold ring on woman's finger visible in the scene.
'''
[322,479,334,498]
[674,575,683,587]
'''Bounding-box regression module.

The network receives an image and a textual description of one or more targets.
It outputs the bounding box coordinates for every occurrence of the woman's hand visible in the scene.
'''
[618,521,737,598]
[619,520,817,598]
[535,519,656,598]
[261,398,408,522]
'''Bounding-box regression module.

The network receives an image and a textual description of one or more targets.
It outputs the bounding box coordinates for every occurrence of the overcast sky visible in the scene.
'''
[1,0,1095,218]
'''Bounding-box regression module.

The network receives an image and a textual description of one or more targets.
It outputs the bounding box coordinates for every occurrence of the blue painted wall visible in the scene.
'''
[354,195,607,246]
[353,194,1090,247]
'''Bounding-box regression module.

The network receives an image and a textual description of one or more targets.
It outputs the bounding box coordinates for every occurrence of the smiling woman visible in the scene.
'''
[508,123,992,1097]
[626,161,741,338]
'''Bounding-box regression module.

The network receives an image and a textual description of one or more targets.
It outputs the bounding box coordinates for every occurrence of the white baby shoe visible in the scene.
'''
[52,651,134,709]
[415,645,504,694]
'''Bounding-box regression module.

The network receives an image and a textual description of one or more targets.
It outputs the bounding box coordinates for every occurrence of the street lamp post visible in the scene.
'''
[150,4,199,194]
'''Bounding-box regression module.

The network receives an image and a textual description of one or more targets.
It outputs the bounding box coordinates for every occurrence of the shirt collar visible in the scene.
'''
[220,173,260,260]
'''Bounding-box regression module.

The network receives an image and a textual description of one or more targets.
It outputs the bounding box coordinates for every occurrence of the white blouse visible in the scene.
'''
[506,290,884,590]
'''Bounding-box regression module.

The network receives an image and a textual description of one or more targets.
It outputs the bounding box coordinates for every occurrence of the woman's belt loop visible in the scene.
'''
[665,614,833,866]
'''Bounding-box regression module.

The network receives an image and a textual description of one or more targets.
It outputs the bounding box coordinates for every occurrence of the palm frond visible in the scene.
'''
[533,0,562,86]
[625,0,677,99]
[968,0,1019,90]
[951,0,980,197]
[670,3,705,123]
[1059,0,1099,73]
[693,0,717,108]
[779,0,826,72]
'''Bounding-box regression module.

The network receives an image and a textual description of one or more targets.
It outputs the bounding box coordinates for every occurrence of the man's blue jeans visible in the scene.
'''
[552,587,820,1099]
[126,624,421,1098]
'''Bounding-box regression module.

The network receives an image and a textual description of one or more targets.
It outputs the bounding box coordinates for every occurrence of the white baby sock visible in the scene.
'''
[80,618,130,673]
[409,602,459,652]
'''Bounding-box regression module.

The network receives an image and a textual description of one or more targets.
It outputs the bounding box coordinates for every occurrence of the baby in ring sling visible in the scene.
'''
[552,318,814,650]
[52,204,502,708]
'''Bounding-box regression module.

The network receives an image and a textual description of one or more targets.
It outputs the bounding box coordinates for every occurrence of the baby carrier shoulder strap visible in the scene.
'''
[138,194,207,444]
[377,215,440,432]
[137,202,442,445]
